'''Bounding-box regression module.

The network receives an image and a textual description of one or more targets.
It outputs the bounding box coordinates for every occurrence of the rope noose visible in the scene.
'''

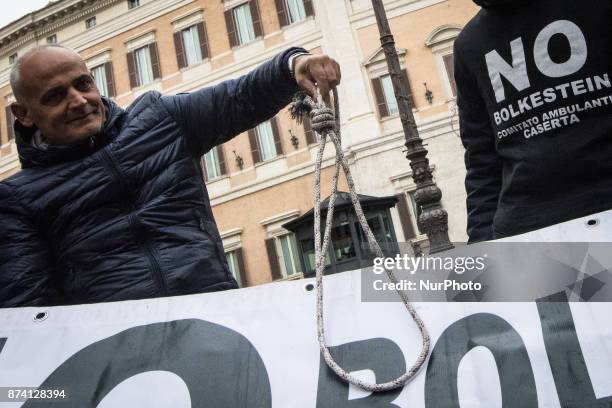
[290,88,431,392]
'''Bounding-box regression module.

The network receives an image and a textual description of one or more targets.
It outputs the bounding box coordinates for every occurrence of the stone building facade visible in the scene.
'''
[0,0,479,286]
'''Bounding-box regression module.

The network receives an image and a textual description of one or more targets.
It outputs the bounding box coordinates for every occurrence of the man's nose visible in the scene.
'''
[66,87,88,108]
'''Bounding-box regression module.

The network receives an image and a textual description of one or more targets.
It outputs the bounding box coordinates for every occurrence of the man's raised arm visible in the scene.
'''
[161,47,340,156]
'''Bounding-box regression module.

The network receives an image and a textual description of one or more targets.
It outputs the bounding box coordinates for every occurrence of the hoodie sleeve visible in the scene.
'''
[455,42,503,243]
[161,47,304,156]
[0,183,58,308]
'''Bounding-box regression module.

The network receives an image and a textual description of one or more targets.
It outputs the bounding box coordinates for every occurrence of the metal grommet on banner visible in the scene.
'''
[304,283,315,293]
[585,218,600,228]
[33,311,48,322]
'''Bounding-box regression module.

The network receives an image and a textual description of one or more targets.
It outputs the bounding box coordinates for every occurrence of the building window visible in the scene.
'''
[276,0,314,27]
[182,25,203,65]
[256,121,277,161]
[394,190,422,241]
[248,117,282,164]
[90,63,116,98]
[174,23,209,69]
[443,53,457,96]
[8,54,17,65]
[276,234,302,277]
[265,233,303,280]
[128,0,140,9]
[371,70,414,118]
[5,106,15,141]
[408,191,422,234]
[425,25,462,100]
[226,249,245,287]
[91,65,109,96]
[127,39,161,89]
[391,191,415,241]
[286,0,306,23]
[202,146,226,181]
[225,1,263,47]
[381,75,399,116]
[234,3,255,44]
[85,17,96,29]
[135,46,154,86]
[46,34,57,44]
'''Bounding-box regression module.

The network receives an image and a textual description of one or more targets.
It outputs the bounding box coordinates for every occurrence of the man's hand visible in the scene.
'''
[293,54,341,104]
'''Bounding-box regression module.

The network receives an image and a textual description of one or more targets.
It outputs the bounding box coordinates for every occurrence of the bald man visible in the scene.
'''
[0,45,340,307]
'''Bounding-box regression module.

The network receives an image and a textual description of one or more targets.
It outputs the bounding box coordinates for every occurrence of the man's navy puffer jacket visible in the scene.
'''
[0,48,302,307]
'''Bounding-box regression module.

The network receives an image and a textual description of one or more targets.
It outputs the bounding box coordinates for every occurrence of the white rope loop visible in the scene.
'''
[308,88,430,392]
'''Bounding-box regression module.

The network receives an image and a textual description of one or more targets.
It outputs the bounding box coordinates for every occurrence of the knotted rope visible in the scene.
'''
[290,88,430,392]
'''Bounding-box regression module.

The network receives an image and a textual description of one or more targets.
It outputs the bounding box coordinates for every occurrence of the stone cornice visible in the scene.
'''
[0,0,193,85]
[0,0,123,56]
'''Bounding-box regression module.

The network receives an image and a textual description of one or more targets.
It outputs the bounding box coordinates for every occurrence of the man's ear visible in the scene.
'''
[11,102,34,127]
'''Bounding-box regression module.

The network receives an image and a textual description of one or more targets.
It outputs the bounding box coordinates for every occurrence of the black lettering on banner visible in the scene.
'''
[316,338,405,407]
[537,293,612,407]
[424,313,537,407]
[22,319,271,407]
[0,338,6,355]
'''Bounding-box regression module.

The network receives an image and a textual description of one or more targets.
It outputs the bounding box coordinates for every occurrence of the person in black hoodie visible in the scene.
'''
[455,0,612,242]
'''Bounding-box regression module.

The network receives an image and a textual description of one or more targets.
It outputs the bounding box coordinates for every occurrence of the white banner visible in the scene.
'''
[1,211,611,407]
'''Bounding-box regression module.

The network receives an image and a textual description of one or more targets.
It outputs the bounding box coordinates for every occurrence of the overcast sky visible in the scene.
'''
[0,1,51,29]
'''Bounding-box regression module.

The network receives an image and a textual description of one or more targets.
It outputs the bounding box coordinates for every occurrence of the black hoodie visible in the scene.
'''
[456,0,612,241]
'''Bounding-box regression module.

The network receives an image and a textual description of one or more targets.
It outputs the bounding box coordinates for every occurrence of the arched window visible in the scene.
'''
[425,24,463,99]
[363,47,415,120]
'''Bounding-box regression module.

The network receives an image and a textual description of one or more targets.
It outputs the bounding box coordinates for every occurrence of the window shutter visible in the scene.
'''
[217,145,227,175]
[274,0,289,27]
[173,31,186,69]
[401,69,415,109]
[104,62,116,97]
[201,157,209,182]
[248,129,261,164]
[371,77,389,118]
[5,106,13,141]
[250,0,263,38]
[395,193,416,240]
[271,117,283,155]
[303,115,314,145]
[443,54,457,96]
[149,42,161,79]
[224,10,238,47]
[236,247,248,287]
[127,51,138,88]
[265,238,283,280]
[197,22,210,60]
[304,0,315,17]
